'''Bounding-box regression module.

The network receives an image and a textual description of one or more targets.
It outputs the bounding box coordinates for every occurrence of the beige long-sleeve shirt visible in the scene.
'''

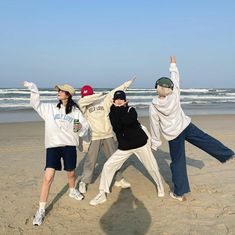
[79,79,134,141]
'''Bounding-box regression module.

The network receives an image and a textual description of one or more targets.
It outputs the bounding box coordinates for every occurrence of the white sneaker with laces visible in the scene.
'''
[79,181,87,194]
[89,191,107,206]
[33,209,45,226]
[170,191,186,202]
[69,189,84,201]
[114,179,131,189]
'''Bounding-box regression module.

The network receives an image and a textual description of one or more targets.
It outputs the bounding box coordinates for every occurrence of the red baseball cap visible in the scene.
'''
[81,85,94,97]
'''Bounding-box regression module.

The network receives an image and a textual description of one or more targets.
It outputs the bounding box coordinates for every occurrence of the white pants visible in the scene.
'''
[99,143,164,194]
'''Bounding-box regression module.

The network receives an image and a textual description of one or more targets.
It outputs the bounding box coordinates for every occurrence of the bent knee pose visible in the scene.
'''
[149,56,234,202]
[24,82,89,225]
[78,79,135,194]
[90,90,164,206]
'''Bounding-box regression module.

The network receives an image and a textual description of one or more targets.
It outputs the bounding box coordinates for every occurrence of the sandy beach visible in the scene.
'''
[0,115,235,235]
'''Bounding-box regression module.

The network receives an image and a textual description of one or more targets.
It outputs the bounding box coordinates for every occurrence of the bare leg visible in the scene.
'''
[67,170,76,188]
[39,168,55,202]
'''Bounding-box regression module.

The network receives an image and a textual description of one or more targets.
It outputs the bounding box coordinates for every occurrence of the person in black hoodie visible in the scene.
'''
[89,90,164,206]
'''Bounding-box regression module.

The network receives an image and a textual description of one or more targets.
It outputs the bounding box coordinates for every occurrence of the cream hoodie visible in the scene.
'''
[149,63,191,150]
[25,82,90,149]
[79,79,134,141]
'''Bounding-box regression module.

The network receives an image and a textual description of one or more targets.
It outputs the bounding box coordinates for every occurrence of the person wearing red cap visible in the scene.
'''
[23,81,90,225]
[81,85,94,98]
[78,79,135,194]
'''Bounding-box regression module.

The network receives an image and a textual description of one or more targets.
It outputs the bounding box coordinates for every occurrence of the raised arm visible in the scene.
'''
[169,56,180,91]
[78,93,104,114]
[23,81,49,120]
[105,77,136,104]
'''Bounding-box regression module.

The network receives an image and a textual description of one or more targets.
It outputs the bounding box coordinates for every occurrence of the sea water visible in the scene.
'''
[1,87,235,122]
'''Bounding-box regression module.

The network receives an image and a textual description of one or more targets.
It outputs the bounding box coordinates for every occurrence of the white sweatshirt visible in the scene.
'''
[79,79,134,141]
[149,63,191,150]
[26,82,90,149]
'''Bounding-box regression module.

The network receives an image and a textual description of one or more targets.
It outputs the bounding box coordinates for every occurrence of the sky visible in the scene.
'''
[0,0,235,88]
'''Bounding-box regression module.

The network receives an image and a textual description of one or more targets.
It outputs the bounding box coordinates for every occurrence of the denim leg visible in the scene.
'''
[169,131,190,196]
[185,123,234,163]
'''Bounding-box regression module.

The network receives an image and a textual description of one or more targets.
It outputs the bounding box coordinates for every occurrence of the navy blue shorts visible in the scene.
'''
[45,146,77,171]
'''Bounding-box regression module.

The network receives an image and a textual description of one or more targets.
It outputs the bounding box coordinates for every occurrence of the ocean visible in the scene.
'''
[1,87,235,123]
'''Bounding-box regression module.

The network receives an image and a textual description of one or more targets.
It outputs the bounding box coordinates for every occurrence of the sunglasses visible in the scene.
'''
[58,89,70,95]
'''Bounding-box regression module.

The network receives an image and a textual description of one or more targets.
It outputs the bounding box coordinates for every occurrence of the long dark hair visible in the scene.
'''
[57,92,79,114]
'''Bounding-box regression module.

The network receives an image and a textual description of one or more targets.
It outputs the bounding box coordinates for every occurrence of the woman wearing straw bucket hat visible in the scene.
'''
[23,81,90,226]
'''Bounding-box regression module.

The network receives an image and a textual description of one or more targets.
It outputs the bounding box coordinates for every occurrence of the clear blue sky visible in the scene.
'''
[0,0,235,88]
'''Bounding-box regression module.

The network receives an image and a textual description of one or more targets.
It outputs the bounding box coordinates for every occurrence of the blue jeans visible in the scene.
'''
[169,122,234,196]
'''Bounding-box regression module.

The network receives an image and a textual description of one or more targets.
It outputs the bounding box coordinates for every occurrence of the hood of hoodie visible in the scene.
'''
[80,92,104,103]
[151,94,178,116]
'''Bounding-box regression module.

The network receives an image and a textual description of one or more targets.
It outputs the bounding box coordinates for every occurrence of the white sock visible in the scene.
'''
[70,187,75,194]
[39,202,46,211]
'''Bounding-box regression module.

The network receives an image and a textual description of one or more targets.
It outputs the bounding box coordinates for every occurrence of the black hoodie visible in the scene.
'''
[109,104,148,150]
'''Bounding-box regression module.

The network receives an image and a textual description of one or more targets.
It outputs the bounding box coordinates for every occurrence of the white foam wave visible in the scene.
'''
[181,101,208,104]
[128,101,151,106]
[225,93,235,96]
[0,97,57,101]
[180,95,235,100]
[0,103,31,108]
[180,89,210,93]
[0,89,57,95]
[127,96,154,100]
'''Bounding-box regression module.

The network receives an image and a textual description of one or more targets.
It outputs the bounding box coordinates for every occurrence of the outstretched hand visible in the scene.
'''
[127,77,136,86]
[74,123,82,132]
[170,56,176,64]
[132,76,137,83]
[23,81,31,88]
[82,141,90,153]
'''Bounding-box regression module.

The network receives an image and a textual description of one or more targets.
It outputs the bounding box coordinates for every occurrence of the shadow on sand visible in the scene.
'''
[46,147,204,215]
[100,188,151,235]
[110,148,205,193]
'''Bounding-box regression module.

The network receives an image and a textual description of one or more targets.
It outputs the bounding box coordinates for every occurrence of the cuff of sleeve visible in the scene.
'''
[169,63,177,71]
[151,144,158,151]
[29,83,38,93]
[124,80,132,89]
[151,140,162,151]
[79,128,91,142]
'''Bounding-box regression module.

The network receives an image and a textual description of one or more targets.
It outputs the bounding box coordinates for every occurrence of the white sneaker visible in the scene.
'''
[89,192,107,206]
[69,189,84,201]
[79,181,87,194]
[114,179,131,189]
[33,209,45,226]
[170,192,186,202]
